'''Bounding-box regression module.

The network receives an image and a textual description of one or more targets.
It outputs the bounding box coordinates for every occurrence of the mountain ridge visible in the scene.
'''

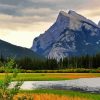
[32,10,100,60]
[0,39,43,59]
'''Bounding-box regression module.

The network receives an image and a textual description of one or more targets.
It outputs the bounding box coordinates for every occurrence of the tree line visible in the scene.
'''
[0,53,100,70]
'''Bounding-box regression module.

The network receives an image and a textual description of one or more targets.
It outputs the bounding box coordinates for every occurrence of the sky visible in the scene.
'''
[0,0,100,48]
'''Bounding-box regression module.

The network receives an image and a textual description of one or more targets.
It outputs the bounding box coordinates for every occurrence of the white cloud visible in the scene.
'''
[0,0,100,48]
[0,21,52,48]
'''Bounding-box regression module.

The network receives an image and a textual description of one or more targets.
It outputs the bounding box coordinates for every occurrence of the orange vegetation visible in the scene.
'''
[47,73,96,79]
[14,93,89,100]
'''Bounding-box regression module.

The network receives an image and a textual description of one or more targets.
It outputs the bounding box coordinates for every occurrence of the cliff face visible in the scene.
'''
[31,10,100,60]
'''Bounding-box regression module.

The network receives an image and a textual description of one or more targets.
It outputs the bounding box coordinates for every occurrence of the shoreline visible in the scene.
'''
[9,78,100,93]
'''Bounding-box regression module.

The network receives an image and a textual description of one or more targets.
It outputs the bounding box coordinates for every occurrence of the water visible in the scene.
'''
[9,78,100,93]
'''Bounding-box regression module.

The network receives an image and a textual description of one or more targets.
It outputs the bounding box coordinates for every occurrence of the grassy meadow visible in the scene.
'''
[0,71,100,100]
[0,73,100,81]
[0,73,100,100]
[14,93,89,100]
[14,89,100,100]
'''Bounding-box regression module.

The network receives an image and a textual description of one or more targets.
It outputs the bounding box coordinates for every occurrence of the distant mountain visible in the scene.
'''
[0,39,43,59]
[31,10,100,60]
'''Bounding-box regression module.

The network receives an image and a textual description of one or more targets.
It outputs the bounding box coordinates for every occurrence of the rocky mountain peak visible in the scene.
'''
[31,10,100,60]
[59,11,69,17]
[68,10,87,21]
[56,11,70,25]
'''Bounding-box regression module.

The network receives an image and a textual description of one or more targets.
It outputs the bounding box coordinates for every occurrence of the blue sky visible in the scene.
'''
[0,0,100,48]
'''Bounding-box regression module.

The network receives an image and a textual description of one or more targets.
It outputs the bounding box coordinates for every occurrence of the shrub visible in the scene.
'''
[0,58,23,100]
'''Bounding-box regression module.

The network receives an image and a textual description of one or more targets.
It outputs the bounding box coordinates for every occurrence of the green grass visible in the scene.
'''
[19,89,100,100]
[0,73,100,100]
[1,68,100,73]
[0,73,100,81]
[15,68,100,73]
[0,73,69,81]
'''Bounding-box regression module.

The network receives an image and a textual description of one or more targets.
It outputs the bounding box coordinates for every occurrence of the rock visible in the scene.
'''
[31,10,100,61]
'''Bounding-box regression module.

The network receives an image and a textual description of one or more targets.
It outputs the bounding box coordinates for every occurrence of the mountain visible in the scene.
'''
[98,21,100,27]
[31,10,100,60]
[0,39,43,59]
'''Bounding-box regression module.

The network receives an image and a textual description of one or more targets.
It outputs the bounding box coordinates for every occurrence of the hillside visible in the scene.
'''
[0,39,43,59]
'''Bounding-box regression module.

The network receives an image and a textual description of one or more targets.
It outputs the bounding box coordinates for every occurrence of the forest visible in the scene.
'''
[0,53,100,70]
